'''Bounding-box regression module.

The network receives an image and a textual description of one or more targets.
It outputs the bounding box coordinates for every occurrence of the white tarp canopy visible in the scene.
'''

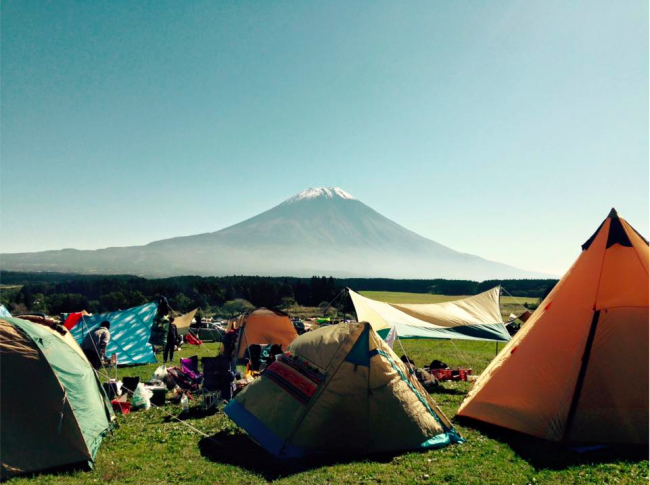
[349,287,511,343]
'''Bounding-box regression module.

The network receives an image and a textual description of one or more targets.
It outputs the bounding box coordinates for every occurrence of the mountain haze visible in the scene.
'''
[2,188,546,279]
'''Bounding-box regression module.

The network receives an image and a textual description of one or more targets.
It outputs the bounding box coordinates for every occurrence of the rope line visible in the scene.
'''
[448,339,473,369]
[395,335,415,374]
[501,287,535,314]
[145,397,224,446]
[321,289,347,317]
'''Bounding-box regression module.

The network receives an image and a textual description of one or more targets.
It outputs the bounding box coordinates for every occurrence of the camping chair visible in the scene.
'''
[166,367,201,394]
[180,356,203,384]
[201,356,234,410]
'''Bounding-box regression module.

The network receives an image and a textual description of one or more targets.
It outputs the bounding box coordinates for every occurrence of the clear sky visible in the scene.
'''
[1,0,648,276]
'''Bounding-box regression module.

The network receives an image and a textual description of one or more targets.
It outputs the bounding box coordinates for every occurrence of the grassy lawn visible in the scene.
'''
[11,292,648,485]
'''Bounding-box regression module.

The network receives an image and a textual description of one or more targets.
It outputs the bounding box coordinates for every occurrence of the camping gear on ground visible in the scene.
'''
[167,366,202,393]
[111,399,132,415]
[181,394,190,413]
[150,387,167,406]
[226,308,298,363]
[132,384,153,410]
[153,365,168,380]
[415,368,439,392]
[202,356,236,408]
[184,331,203,346]
[181,356,203,382]
[70,301,161,365]
[103,381,120,400]
[458,209,649,445]
[122,376,140,396]
[0,316,114,479]
[429,359,449,370]
[225,322,462,458]
[428,367,473,382]
[349,287,511,344]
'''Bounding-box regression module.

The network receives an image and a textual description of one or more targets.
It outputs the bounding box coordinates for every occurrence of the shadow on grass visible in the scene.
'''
[455,417,649,470]
[162,406,220,422]
[198,431,397,481]
[430,386,466,396]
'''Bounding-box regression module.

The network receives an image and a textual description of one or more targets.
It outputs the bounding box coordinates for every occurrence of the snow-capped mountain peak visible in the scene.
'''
[284,187,356,204]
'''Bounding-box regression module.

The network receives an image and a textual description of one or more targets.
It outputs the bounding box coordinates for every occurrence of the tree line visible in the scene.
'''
[0,271,557,317]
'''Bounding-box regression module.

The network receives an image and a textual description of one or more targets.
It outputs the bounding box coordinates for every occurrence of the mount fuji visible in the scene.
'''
[1,187,545,279]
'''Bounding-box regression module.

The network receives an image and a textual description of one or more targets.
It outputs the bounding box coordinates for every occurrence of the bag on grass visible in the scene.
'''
[153,365,168,381]
[132,383,153,410]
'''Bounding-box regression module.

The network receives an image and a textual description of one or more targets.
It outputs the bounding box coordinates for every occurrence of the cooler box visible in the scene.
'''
[150,387,166,406]
[459,368,473,380]
[430,369,452,380]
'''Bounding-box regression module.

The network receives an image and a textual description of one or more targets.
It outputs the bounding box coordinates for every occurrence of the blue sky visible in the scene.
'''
[2,0,647,275]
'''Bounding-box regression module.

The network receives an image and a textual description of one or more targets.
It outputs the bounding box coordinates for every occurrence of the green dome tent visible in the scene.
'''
[225,322,462,458]
[0,317,114,479]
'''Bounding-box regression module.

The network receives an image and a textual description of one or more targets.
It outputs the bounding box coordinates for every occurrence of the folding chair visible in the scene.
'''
[180,356,203,384]
[201,355,235,410]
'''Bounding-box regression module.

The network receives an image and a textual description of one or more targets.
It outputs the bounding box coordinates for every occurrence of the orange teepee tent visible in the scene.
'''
[457,209,649,445]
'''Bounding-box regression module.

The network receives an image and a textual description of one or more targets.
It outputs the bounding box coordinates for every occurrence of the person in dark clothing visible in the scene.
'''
[222,328,238,373]
[82,320,111,370]
[164,318,179,363]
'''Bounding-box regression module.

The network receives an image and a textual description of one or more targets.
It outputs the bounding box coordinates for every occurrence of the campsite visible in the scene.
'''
[4,301,647,485]
[3,211,649,482]
[1,210,649,483]
[2,2,648,484]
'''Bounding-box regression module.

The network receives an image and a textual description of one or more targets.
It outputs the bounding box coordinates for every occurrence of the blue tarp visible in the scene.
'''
[0,305,12,317]
[70,301,159,365]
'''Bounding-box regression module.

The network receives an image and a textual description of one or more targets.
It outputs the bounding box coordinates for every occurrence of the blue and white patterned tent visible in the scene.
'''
[70,301,160,365]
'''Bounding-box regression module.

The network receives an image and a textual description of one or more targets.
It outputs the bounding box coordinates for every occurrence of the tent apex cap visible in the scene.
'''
[608,208,618,218]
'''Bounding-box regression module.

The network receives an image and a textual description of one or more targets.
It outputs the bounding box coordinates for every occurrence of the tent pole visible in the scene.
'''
[322,288,347,317]
[563,310,601,442]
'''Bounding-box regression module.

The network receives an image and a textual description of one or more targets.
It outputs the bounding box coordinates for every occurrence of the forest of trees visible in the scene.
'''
[0,271,557,317]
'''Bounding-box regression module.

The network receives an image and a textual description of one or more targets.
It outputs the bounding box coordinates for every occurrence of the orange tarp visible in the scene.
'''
[457,209,649,445]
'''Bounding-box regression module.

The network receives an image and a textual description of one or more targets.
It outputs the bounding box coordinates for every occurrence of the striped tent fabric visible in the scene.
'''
[225,322,462,458]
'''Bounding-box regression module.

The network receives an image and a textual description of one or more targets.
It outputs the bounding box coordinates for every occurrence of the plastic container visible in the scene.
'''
[181,394,189,413]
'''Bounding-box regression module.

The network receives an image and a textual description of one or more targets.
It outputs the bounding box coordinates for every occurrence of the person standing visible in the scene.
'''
[164,318,178,363]
[82,320,111,370]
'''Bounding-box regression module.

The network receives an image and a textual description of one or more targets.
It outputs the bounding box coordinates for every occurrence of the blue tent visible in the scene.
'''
[70,301,160,365]
[0,305,11,317]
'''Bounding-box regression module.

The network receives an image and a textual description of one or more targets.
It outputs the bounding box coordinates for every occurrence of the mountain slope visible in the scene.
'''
[1,188,547,279]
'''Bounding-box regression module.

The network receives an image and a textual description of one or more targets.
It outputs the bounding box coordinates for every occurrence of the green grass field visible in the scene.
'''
[12,292,648,485]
